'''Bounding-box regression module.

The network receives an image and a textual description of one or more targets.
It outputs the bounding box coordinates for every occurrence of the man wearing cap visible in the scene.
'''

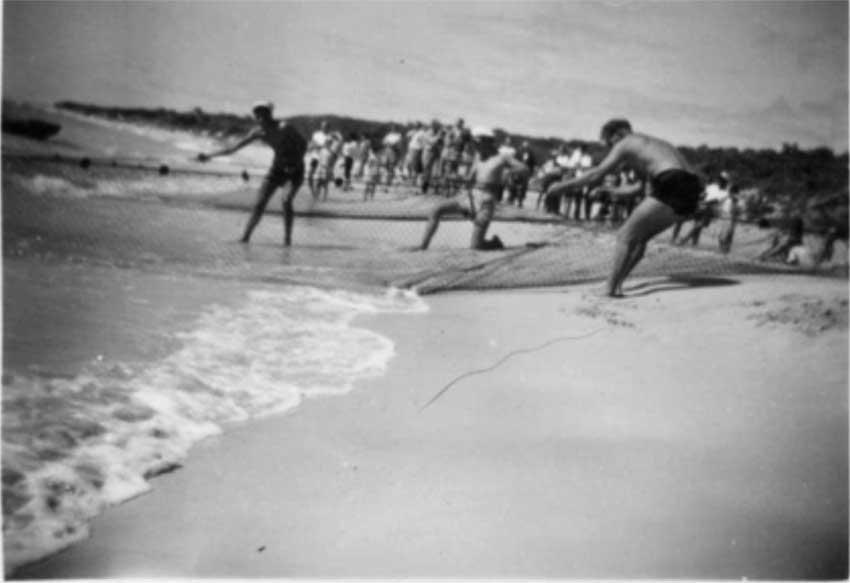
[419,126,528,251]
[197,101,308,246]
[546,118,703,297]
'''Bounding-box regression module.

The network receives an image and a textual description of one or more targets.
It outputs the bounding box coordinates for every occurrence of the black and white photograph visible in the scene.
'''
[2,0,848,579]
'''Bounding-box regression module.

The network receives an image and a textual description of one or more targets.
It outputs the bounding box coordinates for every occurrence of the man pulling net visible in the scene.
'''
[197,101,307,246]
[419,126,529,251]
[546,119,703,297]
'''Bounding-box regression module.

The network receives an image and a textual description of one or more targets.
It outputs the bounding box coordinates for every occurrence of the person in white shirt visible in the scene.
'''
[307,120,329,198]
[404,122,427,186]
[354,135,371,178]
[718,184,740,253]
[382,125,403,190]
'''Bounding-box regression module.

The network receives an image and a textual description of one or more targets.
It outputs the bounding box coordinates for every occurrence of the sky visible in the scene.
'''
[3,0,848,151]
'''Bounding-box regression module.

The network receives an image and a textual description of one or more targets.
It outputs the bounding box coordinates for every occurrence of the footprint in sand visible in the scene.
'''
[746,295,848,336]
[574,293,636,328]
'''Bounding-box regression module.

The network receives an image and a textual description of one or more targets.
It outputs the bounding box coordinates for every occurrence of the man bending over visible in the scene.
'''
[546,119,702,297]
[198,102,307,246]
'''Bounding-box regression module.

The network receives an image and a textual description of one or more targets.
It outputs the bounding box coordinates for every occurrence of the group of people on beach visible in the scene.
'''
[302,118,520,202]
[195,101,836,298]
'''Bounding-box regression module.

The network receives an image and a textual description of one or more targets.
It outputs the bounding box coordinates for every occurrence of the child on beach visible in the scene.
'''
[363,144,382,201]
[717,185,740,254]
[419,126,528,251]
[197,101,307,246]
[546,118,704,297]
[307,121,329,198]
[314,142,334,201]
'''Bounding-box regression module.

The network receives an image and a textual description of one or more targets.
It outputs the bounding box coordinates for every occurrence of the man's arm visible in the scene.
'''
[546,141,627,197]
[500,153,528,175]
[198,130,260,162]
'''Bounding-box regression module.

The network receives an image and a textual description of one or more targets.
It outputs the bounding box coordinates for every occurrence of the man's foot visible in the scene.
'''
[239,236,250,244]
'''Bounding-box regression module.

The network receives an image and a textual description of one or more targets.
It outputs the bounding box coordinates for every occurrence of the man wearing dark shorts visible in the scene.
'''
[546,118,703,297]
[198,101,307,246]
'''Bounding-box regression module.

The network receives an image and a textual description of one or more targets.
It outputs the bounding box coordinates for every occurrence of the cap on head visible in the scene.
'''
[599,118,632,142]
[252,101,274,117]
[471,126,495,140]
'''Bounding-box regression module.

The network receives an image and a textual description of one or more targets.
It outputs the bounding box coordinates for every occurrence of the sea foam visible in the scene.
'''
[2,285,427,573]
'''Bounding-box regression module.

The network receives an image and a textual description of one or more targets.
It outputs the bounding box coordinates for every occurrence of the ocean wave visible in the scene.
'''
[13,175,92,199]
[2,285,427,573]
[13,172,247,201]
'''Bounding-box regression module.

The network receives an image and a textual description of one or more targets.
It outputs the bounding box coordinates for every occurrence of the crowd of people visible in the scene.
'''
[195,102,843,296]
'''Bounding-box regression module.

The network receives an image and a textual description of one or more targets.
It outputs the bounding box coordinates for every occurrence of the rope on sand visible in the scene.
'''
[419,327,606,411]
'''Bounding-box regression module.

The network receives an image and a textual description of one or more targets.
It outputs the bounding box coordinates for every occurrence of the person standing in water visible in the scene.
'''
[546,119,703,297]
[197,101,307,246]
[419,126,528,250]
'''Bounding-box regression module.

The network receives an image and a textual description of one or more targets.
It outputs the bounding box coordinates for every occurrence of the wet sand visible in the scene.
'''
[16,275,848,579]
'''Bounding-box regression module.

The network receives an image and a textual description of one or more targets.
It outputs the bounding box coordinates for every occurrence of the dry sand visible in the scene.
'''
[16,275,848,580]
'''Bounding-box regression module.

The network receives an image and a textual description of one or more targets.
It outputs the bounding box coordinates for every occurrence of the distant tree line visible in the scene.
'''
[56,101,847,227]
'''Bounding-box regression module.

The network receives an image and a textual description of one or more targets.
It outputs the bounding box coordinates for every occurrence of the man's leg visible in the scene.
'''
[584,188,594,220]
[572,191,583,220]
[421,200,464,250]
[308,159,318,198]
[614,242,647,296]
[670,219,683,243]
[607,197,678,296]
[280,173,304,246]
[470,199,495,249]
[241,176,278,243]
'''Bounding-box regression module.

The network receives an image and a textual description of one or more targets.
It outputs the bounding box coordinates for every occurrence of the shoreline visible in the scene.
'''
[14,275,849,579]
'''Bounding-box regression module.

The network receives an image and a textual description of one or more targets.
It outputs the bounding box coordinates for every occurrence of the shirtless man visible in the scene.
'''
[546,119,703,297]
[419,127,528,250]
[197,102,307,246]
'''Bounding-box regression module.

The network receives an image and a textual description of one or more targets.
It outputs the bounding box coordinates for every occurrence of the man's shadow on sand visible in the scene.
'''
[624,274,739,297]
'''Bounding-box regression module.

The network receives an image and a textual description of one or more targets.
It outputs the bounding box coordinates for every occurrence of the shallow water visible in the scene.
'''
[3,256,427,572]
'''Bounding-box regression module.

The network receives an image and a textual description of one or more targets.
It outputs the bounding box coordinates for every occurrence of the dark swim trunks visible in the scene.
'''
[264,162,305,190]
[650,169,702,217]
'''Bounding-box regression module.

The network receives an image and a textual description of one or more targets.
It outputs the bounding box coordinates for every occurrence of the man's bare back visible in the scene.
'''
[469,150,527,190]
[250,122,307,169]
[612,132,694,178]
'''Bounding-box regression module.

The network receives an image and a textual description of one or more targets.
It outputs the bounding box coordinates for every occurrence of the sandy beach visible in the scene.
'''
[15,275,848,579]
[4,106,848,579]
